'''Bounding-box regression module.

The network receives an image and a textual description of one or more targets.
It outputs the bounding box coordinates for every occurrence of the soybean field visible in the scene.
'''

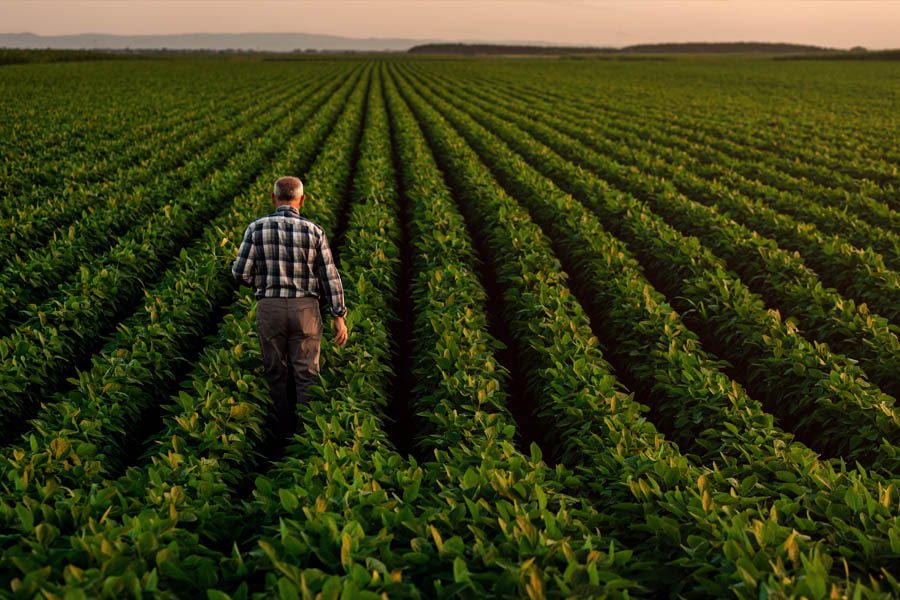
[2,56,900,599]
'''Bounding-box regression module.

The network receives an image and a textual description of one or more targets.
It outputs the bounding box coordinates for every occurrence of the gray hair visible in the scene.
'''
[273,176,304,201]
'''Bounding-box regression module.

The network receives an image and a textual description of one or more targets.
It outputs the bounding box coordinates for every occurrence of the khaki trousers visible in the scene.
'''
[255,296,323,439]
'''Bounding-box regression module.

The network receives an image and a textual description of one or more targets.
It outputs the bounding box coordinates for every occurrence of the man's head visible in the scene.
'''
[272,176,305,208]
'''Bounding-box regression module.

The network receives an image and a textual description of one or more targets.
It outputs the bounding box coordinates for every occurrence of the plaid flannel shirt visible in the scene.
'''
[231,205,347,317]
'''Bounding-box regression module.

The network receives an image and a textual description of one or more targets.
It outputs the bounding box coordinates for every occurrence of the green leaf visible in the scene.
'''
[144,568,159,592]
[277,578,299,600]
[16,505,33,531]
[453,557,471,584]
[63,590,88,600]
[530,442,542,463]
[279,489,299,512]
[890,528,900,554]
[535,485,547,511]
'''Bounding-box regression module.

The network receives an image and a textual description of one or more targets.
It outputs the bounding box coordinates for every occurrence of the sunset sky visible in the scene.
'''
[3,0,899,49]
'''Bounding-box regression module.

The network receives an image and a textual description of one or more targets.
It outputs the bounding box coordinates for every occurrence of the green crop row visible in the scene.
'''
[393,67,722,596]
[0,66,321,268]
[237,65,431,599]
[0,68,358,446]
[0,297,262,598]
[0,105,207,268]
[0,61,303,215]
[416,65,900,326]
[481,68,900,248]
[410,66,900,470]
[545,97,900,234]
[246,62,647,600]
[654,133,899,233]
[680,158,900,272]
[392,64,899,597]
[398,65,900,592]
[0,68,334,334]
[0,67,360,507]
[674,173,900,323]
[0,65,369,600]
[0,100,205,219]
[384,69,646,597]
[427,68,900,400]
[0,63,203,210]
[473,62,900,200]
[574,79,895,207]
[3,57,899,600]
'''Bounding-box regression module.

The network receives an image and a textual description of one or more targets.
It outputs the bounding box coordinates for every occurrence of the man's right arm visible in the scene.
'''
[231,224,256,287]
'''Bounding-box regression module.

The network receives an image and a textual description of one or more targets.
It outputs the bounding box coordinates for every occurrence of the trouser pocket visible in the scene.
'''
[289,298,323,377]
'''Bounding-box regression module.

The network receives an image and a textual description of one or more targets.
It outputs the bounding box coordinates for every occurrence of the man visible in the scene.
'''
[231,176,348,441]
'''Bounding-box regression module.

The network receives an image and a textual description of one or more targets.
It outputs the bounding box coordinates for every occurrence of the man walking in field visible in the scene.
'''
[232,176,348,442]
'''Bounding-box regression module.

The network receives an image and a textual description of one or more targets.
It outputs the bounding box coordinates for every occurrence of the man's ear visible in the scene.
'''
[271,192,277,204]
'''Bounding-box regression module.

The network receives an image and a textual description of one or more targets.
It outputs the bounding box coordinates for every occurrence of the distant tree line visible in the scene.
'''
[408,43,618,56]
[0,48,137,66]
[0,47,388,67]
[622,42,832,54]
[776,48,900,61]
[408,42,835,56]
[7,43,896,66]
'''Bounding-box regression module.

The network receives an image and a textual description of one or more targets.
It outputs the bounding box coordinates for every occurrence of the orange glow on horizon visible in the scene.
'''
[2,0,898,50]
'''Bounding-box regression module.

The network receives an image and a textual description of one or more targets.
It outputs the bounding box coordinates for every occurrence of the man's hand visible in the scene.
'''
[333,316,348,347]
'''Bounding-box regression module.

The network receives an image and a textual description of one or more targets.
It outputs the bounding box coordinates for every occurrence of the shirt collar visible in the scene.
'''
[275,205,300,217]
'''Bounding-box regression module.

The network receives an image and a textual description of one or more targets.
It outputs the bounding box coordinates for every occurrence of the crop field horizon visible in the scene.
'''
[1,55,900,598]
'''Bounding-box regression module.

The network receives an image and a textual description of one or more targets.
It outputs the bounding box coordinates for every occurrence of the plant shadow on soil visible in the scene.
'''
[446,195,557,466]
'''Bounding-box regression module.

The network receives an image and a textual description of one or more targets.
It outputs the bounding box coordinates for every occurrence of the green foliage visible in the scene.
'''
[0,62,365,598]
[2,56,899,599]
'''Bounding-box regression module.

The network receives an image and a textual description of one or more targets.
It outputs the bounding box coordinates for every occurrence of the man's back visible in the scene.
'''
[232,204,346,317]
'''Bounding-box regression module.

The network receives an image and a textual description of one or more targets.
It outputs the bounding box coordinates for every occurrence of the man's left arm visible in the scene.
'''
[314,231,348,346]
[314,231,347,317]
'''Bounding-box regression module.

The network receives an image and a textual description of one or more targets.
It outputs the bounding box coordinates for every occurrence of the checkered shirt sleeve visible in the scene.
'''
[231,224,256,287]
[314,231,347,318]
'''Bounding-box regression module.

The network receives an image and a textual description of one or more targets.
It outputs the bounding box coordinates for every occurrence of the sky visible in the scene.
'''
[2,0,899,50]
